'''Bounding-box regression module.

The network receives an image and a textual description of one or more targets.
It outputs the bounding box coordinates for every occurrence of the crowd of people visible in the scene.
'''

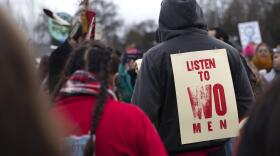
[1,0,280,156]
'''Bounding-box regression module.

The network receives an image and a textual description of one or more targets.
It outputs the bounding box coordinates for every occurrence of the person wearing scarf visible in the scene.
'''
[52,42,167,156]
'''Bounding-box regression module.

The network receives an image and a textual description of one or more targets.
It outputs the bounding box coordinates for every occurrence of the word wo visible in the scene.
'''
[186,58,227,134]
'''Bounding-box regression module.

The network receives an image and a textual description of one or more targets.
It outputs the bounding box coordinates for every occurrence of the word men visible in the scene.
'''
[171,49,239,144]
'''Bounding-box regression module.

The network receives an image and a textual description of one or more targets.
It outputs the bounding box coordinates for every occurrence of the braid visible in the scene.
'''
[91,64,109,135]
[84,45,111,156]
[49,40,110,155]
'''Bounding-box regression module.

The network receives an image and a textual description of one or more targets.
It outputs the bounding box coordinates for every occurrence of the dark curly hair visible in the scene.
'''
[83,43,112,156]
[52,40,112,156]
[237,77,280,156]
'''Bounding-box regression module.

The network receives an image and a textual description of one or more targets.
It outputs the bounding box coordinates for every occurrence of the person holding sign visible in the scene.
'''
[46,2,97,97]
[132,0,254,155]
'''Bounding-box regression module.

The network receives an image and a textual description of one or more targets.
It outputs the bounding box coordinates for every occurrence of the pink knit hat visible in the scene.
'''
[242,43,256,58]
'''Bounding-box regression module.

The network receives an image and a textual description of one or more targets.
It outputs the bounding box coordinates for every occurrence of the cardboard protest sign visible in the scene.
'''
[95,24,103,40]
[171,49,239,144]
[47,12,72,44]
[238,21,262,49]
[135,59,143,72]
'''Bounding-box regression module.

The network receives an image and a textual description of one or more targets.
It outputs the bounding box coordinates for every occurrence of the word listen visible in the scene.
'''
[186,58,216,71]
[186,58,217,82]
[187,84,228,134]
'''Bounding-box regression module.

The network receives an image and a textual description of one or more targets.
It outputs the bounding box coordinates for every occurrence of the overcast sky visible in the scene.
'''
[42,0,162,24]
[114,0,162,24]
[0,0,162,25]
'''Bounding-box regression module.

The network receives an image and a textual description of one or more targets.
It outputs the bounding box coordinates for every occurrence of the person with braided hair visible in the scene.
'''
[46,1,97,97]
[52,41,167,156]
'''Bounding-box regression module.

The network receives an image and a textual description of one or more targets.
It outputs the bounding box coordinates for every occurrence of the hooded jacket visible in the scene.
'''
[132,0,254,154]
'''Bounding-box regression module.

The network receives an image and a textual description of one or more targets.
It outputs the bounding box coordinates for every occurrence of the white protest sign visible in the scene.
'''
[95,24,103,41]
[135,59,143,72]
[171,49,239,145]
[238,21,262,49]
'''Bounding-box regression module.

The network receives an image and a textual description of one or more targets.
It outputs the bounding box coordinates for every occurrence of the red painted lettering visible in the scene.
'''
[193,123,202,134]
[220,119,227,129]
[194,60,200,70]
[186,59,216,71]
[205,60,210,69]
[188,85,212,119]
[198,71,204,81]
[186,61,193,71]
[199,60,205,70]
[204,71,210,81]
[208,121,213,132]
[213,84,227,116]
[209,58,216,69]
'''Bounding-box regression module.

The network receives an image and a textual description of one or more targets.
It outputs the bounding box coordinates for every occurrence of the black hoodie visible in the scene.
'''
[48,40,72,95]
[132,0,254,154]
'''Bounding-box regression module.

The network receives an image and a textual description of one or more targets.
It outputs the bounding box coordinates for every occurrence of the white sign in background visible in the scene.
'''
[238,21,262,49]
[135,59,143,72]
[171,49,239,145]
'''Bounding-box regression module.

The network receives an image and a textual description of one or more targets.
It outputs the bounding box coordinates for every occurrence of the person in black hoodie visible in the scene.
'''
[48,39,73,96]
[208,27,230,45]
[132,0,254,155]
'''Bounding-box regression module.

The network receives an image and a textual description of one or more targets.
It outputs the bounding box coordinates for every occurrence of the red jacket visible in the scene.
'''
[53,96,168,156]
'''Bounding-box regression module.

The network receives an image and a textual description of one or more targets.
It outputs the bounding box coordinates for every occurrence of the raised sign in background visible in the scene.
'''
[238,21,262,49]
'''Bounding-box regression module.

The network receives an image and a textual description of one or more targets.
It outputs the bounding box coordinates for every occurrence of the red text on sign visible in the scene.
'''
[187,83,227,120]
[188,83,228,134]
[192,120,228,133]
[186,58,216,71]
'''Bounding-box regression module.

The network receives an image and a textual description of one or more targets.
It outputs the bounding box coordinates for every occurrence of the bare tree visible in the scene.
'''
[221,0,280,46]
[124,20,157,52]
[33,13,51,44]
[198,0,231,27]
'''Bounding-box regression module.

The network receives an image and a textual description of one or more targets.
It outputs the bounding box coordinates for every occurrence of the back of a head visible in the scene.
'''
[53,41,113,156]
[82,42,112,156]
[0,10,61,156]
[157,0,206,42]
[86,45,111,75]
[210,27,230,44]
[237,77,280,156]
[159,0,206,30]
[52,40,117,98]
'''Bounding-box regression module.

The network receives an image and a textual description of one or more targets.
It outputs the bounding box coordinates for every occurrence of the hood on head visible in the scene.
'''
[156,0,207,42]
